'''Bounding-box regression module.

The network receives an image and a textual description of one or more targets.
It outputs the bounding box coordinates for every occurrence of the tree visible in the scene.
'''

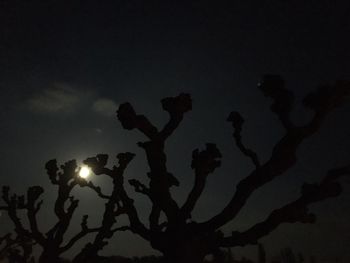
[0,161,101,263]
[1,75,349,263]
[0,233,35,263]
[78,75,350,262]
[257,244,266,263]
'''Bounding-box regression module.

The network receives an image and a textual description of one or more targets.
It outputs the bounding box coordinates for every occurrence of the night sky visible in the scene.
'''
[1,1,350,262]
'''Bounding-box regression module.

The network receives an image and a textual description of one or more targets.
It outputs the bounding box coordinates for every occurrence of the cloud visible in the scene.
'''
[26,83,118,117]
[92,98,118,117]
[27,84,81,113]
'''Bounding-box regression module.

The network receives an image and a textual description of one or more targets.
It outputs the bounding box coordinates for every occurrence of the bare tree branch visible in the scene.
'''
[159,93,192,140]
[258,75,295,130]
[26,186,45,244]
[181,144,222,218]
[77,180,110,199]
[0,233,35,262]
[51,160,79,220]
[74,152,151,262]
[227,112,260,168]
[118,94,193,227]
[117,103,158,139]
[198,78,350,232]
[1,186,32,240]
[3,77,347,263]
[149,205,161,231]
[60,215,100,253]
[220,165,350,247]
[129,179,150,196]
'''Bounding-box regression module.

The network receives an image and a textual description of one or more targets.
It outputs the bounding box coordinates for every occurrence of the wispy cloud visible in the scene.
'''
[92,98,118,117]
[26,83,118,118]
[27,83,81,113]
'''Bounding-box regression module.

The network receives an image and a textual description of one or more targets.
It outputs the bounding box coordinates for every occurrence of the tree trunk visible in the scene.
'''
[159,240,210,263]
[39,247,61,263]
[163,249,206,263]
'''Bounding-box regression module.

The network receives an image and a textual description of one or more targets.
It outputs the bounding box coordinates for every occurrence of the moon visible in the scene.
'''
[79,166,91,179]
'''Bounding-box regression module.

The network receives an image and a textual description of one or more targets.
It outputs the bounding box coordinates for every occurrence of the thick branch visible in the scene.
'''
[129,179,150,196]
[149,205,161,231]
[258,75,295,130]
[0,234,35,262]
[159,93,192,140]
[45,159,59,185]
[220,165,350,247]
[181,144,222,218]
[26,186,45,245]
[52,160,79,219]
[84,153,151,241]
[60,215,100,253]
[117,95,193,224]
[115,181,151,240]
[43,159,83,251]
[73,153,151,263]
[46,222,60,240]
[117,103,158,139]
[227,112,260,168]
[1,187,32,239]
[51,197,80,248]
[198,79,350,232]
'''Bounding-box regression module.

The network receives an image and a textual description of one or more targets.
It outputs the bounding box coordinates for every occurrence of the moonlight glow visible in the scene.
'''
[79,166,91,179]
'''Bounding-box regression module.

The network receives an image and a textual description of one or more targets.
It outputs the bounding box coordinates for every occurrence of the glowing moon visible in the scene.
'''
[79,166,91,179]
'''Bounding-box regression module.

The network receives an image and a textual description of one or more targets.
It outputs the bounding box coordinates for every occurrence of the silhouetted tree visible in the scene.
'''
[0,233,35,263]
[73,153,139,263]
[1,75,349,263]
[78,75,350,263]
[1,233,15,260]
[0,161,101,263]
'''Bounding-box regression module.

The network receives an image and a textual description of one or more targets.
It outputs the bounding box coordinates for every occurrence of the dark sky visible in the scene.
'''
[1,1,350,261]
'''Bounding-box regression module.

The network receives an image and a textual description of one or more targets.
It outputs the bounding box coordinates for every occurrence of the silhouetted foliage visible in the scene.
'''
[1,75,349,263]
